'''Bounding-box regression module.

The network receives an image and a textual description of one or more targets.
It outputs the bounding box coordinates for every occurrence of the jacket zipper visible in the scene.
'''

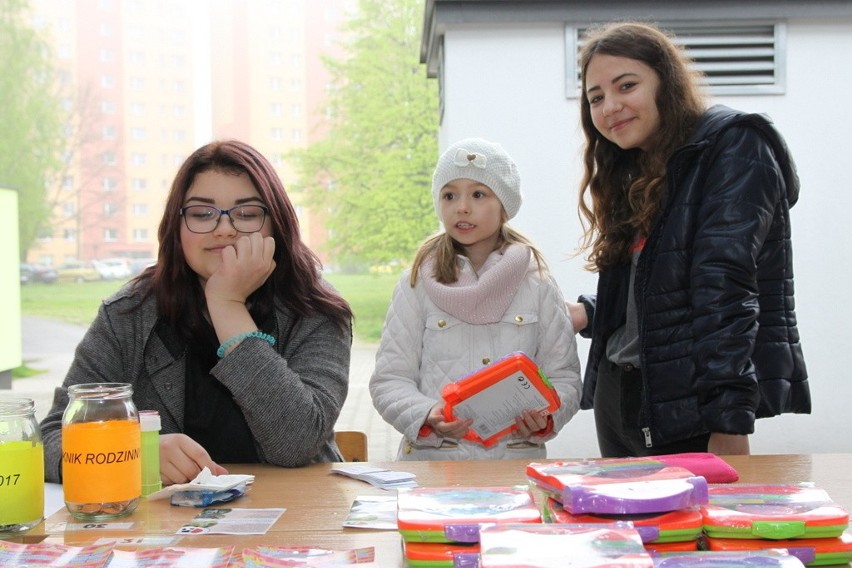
[642,427,652,448]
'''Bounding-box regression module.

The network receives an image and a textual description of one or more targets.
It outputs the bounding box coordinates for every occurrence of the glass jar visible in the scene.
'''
[139,410,162,497]
[0,397,44,535]
[61,383,141,520]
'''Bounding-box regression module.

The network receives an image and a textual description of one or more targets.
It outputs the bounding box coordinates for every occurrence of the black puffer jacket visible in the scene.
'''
[579,105,810,448]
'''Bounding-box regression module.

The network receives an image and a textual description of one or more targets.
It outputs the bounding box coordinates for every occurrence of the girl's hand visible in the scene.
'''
[515,409,550,438]
[159,433,229,486]
[425,402,473,440]
[205,232,276,305]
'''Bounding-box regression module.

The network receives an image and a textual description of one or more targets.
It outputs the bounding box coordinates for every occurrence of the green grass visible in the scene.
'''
[20,280,125,326]
[324,272,398,343]
[12,364,46,378]
[19,272,398,344]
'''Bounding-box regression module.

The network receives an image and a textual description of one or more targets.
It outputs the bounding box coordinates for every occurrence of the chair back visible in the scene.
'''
[334,430,368,462]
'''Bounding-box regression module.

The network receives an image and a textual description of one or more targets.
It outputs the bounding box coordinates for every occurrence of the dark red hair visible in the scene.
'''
[135,139,351,336]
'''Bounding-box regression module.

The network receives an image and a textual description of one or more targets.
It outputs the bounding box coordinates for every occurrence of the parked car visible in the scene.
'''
[93,258,132,280]
[129,257,157,276]
[56,262,102,283]
[20,263,58,285]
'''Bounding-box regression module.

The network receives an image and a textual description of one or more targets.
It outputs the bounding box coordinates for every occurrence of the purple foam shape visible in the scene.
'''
[636,525,661,542]
[453,551,481,567]
[565,476,709,515]
[444,523,482,543]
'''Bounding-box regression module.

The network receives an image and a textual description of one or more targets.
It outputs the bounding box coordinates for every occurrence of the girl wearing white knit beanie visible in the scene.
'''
[369,138,583,461]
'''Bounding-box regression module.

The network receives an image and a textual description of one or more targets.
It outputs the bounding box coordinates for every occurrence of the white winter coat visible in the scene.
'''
[369,252,582,461]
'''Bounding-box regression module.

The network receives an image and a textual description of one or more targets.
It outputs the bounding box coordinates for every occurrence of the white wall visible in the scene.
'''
[438,17,852,457]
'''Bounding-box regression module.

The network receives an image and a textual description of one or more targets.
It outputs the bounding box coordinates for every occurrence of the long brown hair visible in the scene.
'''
[409,222,548,286]
[134,139,352,336]
[577,22,706,270]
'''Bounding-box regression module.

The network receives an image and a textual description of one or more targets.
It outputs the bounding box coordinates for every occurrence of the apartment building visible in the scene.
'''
[26,0,354,267]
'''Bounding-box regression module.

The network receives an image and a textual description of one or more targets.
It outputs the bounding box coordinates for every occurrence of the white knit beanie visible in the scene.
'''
[431,138,522,220]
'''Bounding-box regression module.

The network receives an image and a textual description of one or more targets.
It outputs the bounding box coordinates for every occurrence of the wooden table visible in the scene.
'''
[12,454,852,566]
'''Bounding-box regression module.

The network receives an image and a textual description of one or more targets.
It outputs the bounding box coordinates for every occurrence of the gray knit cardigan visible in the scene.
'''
[39,283,352,482]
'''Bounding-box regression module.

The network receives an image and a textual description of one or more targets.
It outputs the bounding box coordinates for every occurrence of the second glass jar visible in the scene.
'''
[61,383,141,520]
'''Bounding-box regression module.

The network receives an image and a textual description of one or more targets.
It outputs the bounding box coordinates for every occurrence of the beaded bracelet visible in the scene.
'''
[216,330,276,359]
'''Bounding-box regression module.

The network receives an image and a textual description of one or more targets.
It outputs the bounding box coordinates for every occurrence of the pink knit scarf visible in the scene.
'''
[420,244,532,324]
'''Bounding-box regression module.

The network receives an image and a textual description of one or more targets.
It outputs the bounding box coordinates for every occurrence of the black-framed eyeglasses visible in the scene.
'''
[179,204,269,234]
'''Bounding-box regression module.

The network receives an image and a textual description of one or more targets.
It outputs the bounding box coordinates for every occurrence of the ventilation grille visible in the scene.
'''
[569,22,785,97]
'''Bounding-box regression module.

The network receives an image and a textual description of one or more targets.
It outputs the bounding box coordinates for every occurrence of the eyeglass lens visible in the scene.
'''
[182,205,266,233]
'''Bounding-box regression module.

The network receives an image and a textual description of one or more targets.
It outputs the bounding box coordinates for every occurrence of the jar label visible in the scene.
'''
[62,420,141,503]
[0,441,45,525]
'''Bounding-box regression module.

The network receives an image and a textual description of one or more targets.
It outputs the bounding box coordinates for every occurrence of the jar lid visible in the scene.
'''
[139,410,162,431]
[0,398,35,417]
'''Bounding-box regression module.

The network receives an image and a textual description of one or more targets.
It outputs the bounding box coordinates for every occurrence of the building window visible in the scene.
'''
[131,153,146,165]
[131,178,147,190]
[101,74,115,88]
[103,202,119,216]
[101,100,116,114]
[102,152,117,166]
[131,128,146,140]
[104,228,118,242]
[64,229,76,241]
[271,128,284,141]
[103,177,118,191]
[132,228,148,241]
[566,22,785,98]
[62,202,75,217]
[131,203,148,216]
[103,125,117,140]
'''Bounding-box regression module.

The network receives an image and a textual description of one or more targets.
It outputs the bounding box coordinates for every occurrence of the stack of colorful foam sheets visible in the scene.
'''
[474,522,653,567]
[700,483,852,566]
[397,486,540,567]
[527,457,709,552]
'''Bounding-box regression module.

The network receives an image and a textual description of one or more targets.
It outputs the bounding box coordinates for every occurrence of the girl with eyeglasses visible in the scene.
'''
[40,140,353,485]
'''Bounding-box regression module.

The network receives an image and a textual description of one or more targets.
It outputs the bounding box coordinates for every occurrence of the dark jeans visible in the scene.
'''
[594,359,710,457]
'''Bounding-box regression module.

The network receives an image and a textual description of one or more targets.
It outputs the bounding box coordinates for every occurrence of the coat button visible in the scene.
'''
[514,315,524,323]
[437,319,446,328]
[482,357,491,365]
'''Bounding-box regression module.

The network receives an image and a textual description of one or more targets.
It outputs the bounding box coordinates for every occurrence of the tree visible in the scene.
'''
[0,0,68,260]
[289,0,439,268]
